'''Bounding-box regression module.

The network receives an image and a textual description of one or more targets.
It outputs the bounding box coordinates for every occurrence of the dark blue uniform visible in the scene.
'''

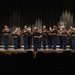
[70,30,75,50]
[23,29,28,50]
[38,31,42,49]
[48,31,52,49]
[33,30,40,51]
[52,29,57,50]
[62,30,67,50]
[12,34,18,49]
[28,31,32,49]
[17,36,21,49]
[68,29,72,49]
[42,29,47,49]
[3,30,10,50]
[58,30,63,49]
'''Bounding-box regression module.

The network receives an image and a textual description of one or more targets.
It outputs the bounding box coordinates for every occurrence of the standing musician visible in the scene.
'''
[2,25,10,50]
[69,28,75,50]
[22,25,28,50]
[38,28,42,49]
[17,27,22,49]
[42,25,48,49]
[58,28,63,49]
[58,21,67,50]
[48,27,52,49]
[32,26,40,51]
[68,26,73,49]
[62,28,68,50]
[51,25,58,50]
[12,28,19,50]
[27,26,32,49]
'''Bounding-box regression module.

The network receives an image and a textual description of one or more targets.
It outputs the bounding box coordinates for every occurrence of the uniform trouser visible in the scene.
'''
[17,37,21,48]
[38,39,41,49]
[62,38,67,49]
[48,37,52,48]
[71,38,75,49]
[33,39,38,51]
[42,38,46,49]
[4,38,9,49]
[28,37,32,48]
[52,37,57,49]
[59,37,63,48]
[24,38,28,49]
[70,38,72,49]
[14,38,18,49]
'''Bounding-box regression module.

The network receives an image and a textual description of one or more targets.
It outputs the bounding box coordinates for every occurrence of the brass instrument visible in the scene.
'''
[12,28,21,36]
[62,28,68,37]
[58,20,67,29]
[2,28,9,32]
[70,28,75,38]
[3,27,10,36]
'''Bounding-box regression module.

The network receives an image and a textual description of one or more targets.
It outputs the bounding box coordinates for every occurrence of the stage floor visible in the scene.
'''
[0,48,74,52]
[0,47,75,58]
[0,45,74,54]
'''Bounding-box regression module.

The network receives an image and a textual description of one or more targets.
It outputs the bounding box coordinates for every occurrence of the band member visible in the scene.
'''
[69,28,75,50]
[2,25,10,50]
[38,29,42,49]
[51,25,58,50]
[12,28,19,49]
[68,26,73,49]
[42,25,48,49]
[32,27,40,51]
[27,26,32,49]
[58,28,63,49]
[22,25,28,50]
[62,28,68,50]
[48,27,52,49]
[17,27,22,49]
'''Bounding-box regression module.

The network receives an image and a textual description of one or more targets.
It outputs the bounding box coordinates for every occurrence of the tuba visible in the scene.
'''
[58,20,67,29]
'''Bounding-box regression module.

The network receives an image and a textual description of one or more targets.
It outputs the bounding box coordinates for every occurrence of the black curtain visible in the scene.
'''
[0,0,74,45]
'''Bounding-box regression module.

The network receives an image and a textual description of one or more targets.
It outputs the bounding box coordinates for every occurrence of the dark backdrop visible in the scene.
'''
[0,0,74,45]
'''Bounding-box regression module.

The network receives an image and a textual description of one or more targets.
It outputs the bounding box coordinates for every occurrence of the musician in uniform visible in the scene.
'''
[62,28,68,50]
[58,21,68,50]
[68,26,73,49]
[48,27,52,49]
[51,25,58,50]
[38,29,42,49]
[17,27,22,49]
[42,25,47,49]
[69,28,75,50]
[32,27,40,51]
[12,28,19,49]
[27,26,32,49]
[58,28,63,49]
[2,25,10,50]
[22,25,28,50]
